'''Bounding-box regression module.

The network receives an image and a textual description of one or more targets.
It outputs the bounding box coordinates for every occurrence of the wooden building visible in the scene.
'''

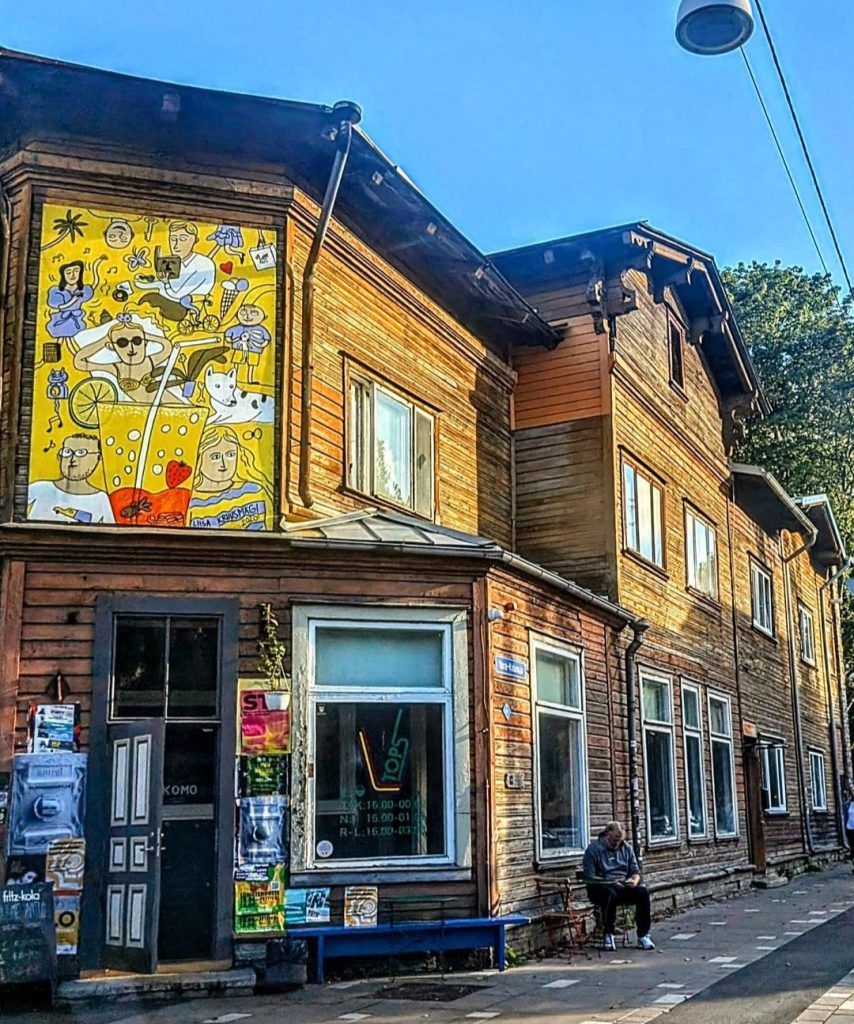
[493,226,851,900]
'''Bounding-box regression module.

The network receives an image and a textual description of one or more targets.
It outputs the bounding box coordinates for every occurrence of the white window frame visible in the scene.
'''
[761,742,787,814]
[531,635,589,861]
[290,605,471,873]
[685,507,718,601]
[641,671,679,844]
[347,372,435,518]
[799,604,816,665]
[708,692,739,838]
[809,750,828,811]
[622,459,664,568]
[681,681,708,839]
[750,561,774,636]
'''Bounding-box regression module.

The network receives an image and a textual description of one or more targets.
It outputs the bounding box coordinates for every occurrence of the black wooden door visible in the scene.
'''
[103,719,165,973]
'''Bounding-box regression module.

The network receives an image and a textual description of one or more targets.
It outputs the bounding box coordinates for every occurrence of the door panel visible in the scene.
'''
[103,720,164,973]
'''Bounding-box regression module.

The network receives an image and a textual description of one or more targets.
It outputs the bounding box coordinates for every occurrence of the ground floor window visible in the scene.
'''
[532,637,587,858]
[681,683,707,838]
[292,607,470,871]
[641,672,678,842]
[809,750,827,811]
[709,693,738,836]
[761,742,787,813]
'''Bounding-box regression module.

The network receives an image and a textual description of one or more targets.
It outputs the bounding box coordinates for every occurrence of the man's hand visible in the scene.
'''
[625,874,640,888]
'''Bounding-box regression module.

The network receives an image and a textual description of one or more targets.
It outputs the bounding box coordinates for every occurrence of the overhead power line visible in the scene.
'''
[739,47,830,278]
[753,0,854,297]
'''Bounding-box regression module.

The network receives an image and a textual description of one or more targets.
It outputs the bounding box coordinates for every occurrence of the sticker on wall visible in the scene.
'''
[238,796,287,865]
[27,704,80,753]
[26,205,277,530]
[285,887,331,926]
[54,894,81,955]
[315,840,333,859]
[234,864,285,934]
[343,885,378,928]
[8,754,87,854]
[45,838,86,892]
[239,680,290,755]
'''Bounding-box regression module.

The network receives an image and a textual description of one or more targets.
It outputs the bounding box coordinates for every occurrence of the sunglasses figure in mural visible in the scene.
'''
[27,205,278,530]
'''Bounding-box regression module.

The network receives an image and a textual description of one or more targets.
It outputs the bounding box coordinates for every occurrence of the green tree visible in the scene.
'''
[724,261,854,729]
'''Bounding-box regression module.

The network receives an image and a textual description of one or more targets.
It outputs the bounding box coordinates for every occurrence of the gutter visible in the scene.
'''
[625,619,651,862]
[298,100,362,508]
[0,177,10,445]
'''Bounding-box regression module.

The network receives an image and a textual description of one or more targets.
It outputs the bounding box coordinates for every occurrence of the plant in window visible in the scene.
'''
[376,438,404,503]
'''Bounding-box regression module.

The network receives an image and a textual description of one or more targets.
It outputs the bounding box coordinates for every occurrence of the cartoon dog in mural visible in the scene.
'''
[27,204,277,531]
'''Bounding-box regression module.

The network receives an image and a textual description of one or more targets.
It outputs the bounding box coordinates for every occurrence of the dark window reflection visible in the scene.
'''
[113,617,167,717]
[168,619,218,718]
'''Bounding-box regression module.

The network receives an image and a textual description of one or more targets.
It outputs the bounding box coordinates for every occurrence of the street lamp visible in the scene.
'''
[676,0,754,55]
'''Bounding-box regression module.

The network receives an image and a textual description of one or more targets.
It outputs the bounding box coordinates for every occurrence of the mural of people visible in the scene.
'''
[188,425,273,530]
[136,221,216,324]
[27,433,114,524]
[28,202,277,530]
[46,259,104,339]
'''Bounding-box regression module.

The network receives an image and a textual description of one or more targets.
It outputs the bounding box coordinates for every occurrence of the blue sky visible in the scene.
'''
[5,2,853,280]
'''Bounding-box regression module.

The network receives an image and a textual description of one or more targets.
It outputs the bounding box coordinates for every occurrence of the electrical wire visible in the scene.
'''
[754,0,854,296]
[739,48,830,278]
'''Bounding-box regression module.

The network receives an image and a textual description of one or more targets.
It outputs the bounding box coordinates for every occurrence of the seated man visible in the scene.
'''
[582,820,654,951]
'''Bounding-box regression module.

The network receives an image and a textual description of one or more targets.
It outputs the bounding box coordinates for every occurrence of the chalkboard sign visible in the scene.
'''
[0,883,57,990]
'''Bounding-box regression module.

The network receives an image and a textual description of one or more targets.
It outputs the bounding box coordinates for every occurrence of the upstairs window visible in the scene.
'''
[623,460,664,568]
[348,374,435,518]
[798,604,816,665]
[750,561,774,636]
[668,314,685,391]
[685,508,718,601]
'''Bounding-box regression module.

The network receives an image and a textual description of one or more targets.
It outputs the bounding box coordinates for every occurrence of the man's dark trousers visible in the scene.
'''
[587,883,651,937]
[846,828,854,864]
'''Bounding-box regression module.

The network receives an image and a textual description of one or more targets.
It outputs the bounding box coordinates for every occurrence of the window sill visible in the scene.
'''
[645,838,681,851]
[340,484,434,523]
[800,659,817,669]
[713,833,740,843]
[622,548,669,581]
[751,623,778,645]
[764,810,789,818]
[686,587,722,614]
[812,809,829,816]
[535,854,585,871]
[686,834,711,844]
[669,379,688,402]
[291,867,471,885]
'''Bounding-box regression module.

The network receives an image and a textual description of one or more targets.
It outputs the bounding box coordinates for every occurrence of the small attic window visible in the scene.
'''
[668,312,685,392]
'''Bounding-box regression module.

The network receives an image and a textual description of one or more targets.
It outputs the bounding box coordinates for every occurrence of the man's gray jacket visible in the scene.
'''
[582,831,640,883]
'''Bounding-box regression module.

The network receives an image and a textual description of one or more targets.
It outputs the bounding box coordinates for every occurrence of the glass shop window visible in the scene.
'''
[112,615,219,719]
[310,623,453,865]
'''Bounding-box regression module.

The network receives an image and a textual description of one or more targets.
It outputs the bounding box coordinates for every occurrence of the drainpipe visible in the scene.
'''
[782,531,817,856]
[298,100,362,509]
[0,179,11,422]
[625,618,651,863]
[820,558,852,846]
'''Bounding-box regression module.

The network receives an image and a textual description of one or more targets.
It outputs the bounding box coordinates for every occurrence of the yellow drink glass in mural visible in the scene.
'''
[27,202,278,530]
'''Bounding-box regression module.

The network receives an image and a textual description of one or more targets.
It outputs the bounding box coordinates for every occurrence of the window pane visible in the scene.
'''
[643,678,671,724]
[623,464,638,550]
[113,616,166,717]
[315,627,444,689]
[645,730,677,839]
[163,725,217,805]
[413,408,434,519]
[683,687,700,730]
[685,734,706,836]
[709,697,730,736]
[536,650,580,709]
[167,618,218,718]
[375,390,412,506]
[637,474,653,561]
[652,484,663,565]
[712,739,736,834]
[538,712,584,852]
[314,702,445,859]
[686,515,696,588]
[348,380,368,492]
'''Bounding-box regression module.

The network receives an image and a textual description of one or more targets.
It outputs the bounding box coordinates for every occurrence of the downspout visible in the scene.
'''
[298,100,362,509]
[0,179,11,426]
[820,558,852,846]
[625,618,651,863]
[782,531,817,855]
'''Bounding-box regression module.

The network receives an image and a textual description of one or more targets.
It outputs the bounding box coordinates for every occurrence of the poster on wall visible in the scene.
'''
[234,864,285,934]
[8,754,87,855]
[343,885,378,928]
[54,894,82,955]
[45,838,86,892]
[237,796,288,865]
[285,887,331,926]
[27,703,80,753]
[26,204,278,530]
[238,680,290,754]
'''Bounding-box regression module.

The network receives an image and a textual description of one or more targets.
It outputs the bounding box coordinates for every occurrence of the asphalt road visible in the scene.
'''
[664,904,854,1024]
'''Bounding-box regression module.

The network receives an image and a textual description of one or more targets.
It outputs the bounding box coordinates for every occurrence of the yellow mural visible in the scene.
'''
[27,205,277,529]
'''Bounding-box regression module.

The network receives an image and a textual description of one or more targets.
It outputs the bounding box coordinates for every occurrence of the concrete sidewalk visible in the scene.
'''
[5,863,854,1024]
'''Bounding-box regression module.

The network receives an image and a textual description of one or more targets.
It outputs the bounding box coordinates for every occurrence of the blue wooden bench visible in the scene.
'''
[292,914,528,983]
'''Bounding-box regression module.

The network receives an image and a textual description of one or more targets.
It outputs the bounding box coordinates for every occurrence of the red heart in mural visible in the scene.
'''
[165,460,192,489]
[220,261,234,274]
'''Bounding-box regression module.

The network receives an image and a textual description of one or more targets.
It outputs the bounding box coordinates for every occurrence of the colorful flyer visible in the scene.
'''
[54,894,81,954]
[285,887,331,926]
[344,885,378,928]
[234,864,285,934]
[27,704,79,753]
[237,796,287,865]
[238,680,290,755]
[238,755,289,797]
[46,838,86,892]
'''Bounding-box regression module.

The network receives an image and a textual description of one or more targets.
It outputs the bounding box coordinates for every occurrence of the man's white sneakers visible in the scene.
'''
[602,933,617,951]
[637,935,655,950]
